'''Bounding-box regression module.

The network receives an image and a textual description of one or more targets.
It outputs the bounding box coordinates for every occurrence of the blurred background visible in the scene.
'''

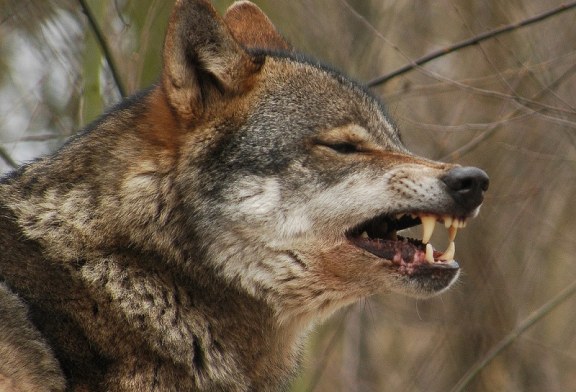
[1,0,575,391]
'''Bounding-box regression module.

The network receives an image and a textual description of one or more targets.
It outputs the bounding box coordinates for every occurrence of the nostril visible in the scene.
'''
[458,178,475,193]
[441,166,489,210]
[442,166,489,192]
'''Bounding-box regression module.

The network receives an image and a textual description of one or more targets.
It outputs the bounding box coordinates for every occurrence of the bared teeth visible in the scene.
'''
[367,213,468,263]
[420,214,463,263]
[420,215,436,244]
[438,241,455,261]
[448,226,457,241]
[445,217,467,229]
[453,218,467,229]
[425,243,435,263]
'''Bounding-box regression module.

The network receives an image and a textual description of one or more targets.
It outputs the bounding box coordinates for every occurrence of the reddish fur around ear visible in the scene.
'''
[224,1,292,52]
[161,0,262,122]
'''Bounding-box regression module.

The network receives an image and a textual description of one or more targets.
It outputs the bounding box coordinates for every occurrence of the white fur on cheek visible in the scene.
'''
[233,177,281,216]
[272,172,398,246]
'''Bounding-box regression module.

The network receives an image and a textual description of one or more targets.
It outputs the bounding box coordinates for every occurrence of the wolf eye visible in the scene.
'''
[318,141,359,154]
[330,143,358,154]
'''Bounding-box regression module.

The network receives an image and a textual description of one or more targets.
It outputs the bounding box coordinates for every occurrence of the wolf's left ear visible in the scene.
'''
[224,1,292,52]
[161,0,263,121]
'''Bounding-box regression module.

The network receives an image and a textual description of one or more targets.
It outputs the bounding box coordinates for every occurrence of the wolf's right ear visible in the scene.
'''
[224,1,292,52]
[161,0,263,121]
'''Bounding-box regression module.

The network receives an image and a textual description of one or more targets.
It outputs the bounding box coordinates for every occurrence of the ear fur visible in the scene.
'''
[161,0,263,121]
[224,1,292,52]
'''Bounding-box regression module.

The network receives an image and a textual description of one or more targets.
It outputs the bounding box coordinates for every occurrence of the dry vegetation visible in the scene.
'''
[1,0,576,391]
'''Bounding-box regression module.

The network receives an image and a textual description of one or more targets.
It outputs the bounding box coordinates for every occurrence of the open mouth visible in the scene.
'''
[346,213,467,275]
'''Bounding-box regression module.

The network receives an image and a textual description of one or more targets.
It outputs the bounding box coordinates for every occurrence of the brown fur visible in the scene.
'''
[0,1,487,391]
[224,1,292,52]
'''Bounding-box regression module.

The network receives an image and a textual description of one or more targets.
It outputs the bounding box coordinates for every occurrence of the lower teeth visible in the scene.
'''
[425,243,434,263]
[425,241,456,263]
[439,241,455,261]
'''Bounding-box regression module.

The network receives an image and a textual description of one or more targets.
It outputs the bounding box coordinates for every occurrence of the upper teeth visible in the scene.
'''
[421,216,436,244]
[359,213,469,264]
[448,226,457,241]
[418,214,467,263]
[438,241,455,261]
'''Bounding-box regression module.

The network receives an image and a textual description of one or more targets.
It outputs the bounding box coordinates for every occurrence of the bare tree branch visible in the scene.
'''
[0,146,17,168]
[414,68,576,118]
[382,52,576,104]
[342,0,576,120]
[367,1,576,87]
[77,0,127,97]
[0,134,64,143]
[441,61,576,161]
[305,310,349,392]
[449,279,576,392]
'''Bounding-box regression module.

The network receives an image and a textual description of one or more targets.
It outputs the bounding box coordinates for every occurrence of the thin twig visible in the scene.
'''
[441,61,576,161]
[449,279,576,392]
[342,0,576,121]
[305,310,350,392]
[77,0,127,97]
[418,67,576,117]
[367,1,576,87]
[381,52,576,104]
[0,146,17,168]
[0,134,65,143]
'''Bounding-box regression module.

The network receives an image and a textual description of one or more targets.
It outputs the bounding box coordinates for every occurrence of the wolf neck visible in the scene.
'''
[0,107,307,390]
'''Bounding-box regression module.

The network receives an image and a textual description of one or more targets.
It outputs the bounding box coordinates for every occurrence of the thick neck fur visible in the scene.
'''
[0,91,304,391]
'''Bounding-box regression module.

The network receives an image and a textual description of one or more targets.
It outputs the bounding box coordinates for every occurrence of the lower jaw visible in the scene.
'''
[398,255,459,275]
[348,236,456,269]
[347,237,461,295]
[398,265,461,298]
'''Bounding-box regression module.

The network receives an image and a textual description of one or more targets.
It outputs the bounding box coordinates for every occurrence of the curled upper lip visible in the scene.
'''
[346,211,473,266]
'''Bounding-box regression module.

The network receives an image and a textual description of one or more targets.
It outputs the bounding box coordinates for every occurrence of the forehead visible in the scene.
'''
[253,54,403,148]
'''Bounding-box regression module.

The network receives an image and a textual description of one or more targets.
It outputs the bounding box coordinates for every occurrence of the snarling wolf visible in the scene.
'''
[0,0,489,391]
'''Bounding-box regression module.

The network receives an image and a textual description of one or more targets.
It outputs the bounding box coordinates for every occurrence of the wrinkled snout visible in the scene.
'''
[441,166,489,212]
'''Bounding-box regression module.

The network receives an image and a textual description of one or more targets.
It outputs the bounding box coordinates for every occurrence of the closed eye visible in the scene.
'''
[316,141,360,154]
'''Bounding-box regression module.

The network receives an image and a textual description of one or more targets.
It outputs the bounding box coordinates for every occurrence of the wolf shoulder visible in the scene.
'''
[0,282,65,392]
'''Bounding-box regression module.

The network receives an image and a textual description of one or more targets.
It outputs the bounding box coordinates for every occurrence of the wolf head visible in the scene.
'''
[6,0,488,327]
[139,0,489,323]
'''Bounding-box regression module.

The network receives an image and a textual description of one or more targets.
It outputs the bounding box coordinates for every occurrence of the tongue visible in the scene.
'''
[351,237,425,265]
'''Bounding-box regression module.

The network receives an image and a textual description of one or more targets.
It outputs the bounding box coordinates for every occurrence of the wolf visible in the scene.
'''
[0,0,489,391]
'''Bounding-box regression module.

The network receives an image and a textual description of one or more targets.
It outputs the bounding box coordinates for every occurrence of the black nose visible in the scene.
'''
[441,166,489,211]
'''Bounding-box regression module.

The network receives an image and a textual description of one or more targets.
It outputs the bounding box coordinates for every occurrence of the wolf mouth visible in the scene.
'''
[346,213,468,274]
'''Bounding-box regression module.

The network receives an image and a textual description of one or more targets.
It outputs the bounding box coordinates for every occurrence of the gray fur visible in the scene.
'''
[0,283,65,392]
[0,1,487,391]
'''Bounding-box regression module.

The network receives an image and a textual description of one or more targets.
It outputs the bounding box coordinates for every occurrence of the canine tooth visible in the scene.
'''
[361,231,369,239]
[425,243,435,263]
[439,241,455,261]
[444,216,453,229]
[448,226,457,241]
[396,213,404,219]
[420,215,436,244]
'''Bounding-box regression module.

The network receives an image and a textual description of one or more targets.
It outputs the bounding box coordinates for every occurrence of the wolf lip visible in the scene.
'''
[346,212,468,270]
